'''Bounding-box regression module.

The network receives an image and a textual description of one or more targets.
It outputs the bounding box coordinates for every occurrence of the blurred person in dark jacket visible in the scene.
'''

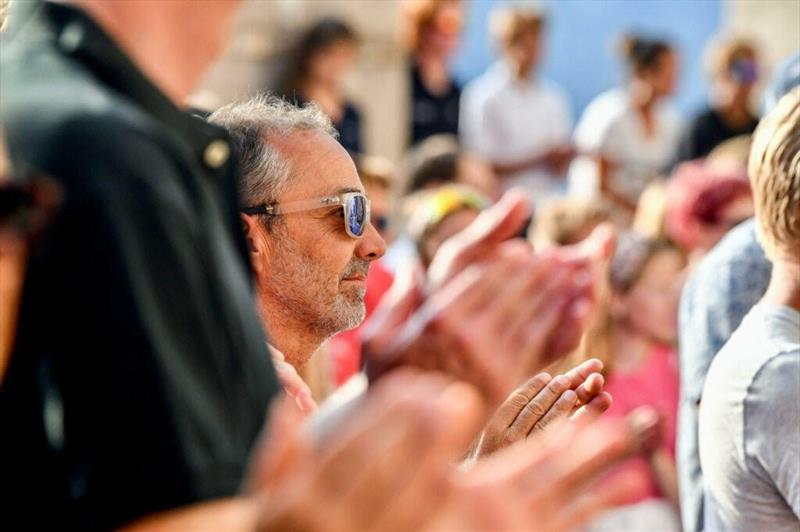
[677,37,761,163]
[276,18,363,154]
[0,0,281,528]
[402,0,463,146]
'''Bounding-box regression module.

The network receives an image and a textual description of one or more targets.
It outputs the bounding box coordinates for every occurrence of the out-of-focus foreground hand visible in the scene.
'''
[249,369,484,532]
[269,349,317,415]
[363,189,616,409]
[471,358,612,459]
[436,407,660,531]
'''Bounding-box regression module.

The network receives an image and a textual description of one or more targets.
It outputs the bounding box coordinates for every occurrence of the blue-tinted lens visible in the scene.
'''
[346,195,367,237]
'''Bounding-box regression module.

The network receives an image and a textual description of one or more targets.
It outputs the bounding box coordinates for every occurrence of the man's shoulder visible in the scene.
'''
[708,305,800,392]
[2,44,157,157]
[462,66,507,106]
[681,220,770,321]
[577,89,627,130]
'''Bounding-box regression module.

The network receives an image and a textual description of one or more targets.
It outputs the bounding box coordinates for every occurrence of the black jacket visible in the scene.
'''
[0,2,279,529]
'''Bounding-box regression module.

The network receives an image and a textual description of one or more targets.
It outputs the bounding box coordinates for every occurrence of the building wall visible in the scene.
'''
[195,0,800,165]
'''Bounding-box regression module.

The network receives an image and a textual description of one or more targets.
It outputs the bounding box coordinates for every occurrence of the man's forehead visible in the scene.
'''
[271,130,364,199]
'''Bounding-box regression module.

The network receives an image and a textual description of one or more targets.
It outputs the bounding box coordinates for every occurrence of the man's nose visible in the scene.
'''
[355,221,386,261]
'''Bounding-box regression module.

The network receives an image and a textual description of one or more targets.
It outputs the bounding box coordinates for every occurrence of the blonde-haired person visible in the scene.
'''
[529,197,613,250]
[699,90,800,532]
[460,5,573,208]
[677,36,761,163]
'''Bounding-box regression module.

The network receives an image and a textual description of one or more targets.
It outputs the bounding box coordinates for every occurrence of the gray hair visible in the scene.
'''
[208,93,337,210]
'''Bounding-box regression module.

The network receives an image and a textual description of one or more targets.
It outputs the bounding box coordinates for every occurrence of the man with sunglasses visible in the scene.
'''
[209,96,386,404]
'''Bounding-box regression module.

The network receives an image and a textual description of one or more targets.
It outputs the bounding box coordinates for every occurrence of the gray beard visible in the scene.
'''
[267,233,368,339]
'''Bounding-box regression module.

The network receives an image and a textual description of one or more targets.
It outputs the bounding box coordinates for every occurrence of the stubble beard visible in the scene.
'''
[269,237,369,338]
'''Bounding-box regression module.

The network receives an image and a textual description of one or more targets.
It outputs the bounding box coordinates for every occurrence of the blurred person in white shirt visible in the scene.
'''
[460,6,573,209]
[569,35,681,215]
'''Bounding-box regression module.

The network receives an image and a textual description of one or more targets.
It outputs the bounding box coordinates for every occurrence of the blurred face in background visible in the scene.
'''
[308,39,358,89]
[364,180,391,243]
[615,248,685,345]
[720,51,760,105]
[418,1,462,59]
[421,208,480,268]
[645,50,679,99]
[507,28,543,76]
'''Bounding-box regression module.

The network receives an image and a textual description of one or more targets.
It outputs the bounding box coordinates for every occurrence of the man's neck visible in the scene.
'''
[256,296,325,370]
[761,259,800,312]
[509,59,534,82]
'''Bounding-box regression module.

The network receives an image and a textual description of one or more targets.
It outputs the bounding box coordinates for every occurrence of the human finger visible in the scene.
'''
[529,389,578,436]
[560,359,603,392]
[570,391,613,424]
[509,374,571,437]
[574,372,605,405]
[490,373,553,431]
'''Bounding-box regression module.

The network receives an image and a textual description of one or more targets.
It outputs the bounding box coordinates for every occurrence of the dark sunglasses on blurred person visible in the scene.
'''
[729,58,759,85]
[242,191,371,239]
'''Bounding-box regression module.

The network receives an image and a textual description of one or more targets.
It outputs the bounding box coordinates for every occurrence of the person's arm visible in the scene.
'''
[649,448,681,511]
[490,145,576,179]
[597,155,637,212]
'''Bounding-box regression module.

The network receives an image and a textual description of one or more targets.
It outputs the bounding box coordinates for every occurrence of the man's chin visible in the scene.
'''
[332,298,366,332]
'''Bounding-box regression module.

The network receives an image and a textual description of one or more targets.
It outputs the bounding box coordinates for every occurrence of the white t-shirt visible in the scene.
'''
[699,303,800,532]
[568,88,681,203]
[460,61,572,207]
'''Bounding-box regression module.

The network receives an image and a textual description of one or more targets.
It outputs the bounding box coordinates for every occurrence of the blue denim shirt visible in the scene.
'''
[677,219,771,531]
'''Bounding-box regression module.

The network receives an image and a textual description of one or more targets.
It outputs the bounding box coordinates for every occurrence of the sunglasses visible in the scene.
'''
[242,191,371,238]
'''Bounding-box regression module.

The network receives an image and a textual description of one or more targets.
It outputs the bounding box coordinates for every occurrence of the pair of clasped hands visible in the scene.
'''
[256,189,661,532]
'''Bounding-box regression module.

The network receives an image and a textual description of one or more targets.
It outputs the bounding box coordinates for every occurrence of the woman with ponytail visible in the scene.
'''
[569,34,682,217]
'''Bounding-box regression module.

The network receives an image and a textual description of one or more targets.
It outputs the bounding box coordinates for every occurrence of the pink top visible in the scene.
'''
[595,344,680,504]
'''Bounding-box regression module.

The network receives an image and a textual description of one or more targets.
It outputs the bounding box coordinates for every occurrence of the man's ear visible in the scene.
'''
[241,214,268,275]
[240,214,259,251]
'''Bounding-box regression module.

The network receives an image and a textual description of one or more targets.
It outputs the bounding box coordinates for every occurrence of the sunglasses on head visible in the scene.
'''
[242,191,371,238]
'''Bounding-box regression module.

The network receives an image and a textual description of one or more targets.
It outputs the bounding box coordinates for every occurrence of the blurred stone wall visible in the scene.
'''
[195,0,800,166]
[194,0,409,163]
[725,0,800,77]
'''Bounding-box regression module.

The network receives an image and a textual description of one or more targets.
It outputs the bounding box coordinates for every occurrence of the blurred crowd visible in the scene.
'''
[0,0,798,531]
